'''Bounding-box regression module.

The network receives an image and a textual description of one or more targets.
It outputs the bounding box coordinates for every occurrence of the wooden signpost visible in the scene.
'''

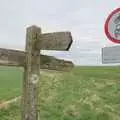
[0,25,73,120]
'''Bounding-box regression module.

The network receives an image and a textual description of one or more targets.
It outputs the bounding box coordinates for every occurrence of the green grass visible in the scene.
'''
[0,66,120,120]
[0,66,23,101]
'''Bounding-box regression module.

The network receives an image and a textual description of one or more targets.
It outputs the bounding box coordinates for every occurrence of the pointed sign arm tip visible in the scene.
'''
[66,32,73,50]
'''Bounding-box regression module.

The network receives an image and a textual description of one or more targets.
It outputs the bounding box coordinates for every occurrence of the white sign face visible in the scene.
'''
[105,8,120,43]
[108,12,120,39]
[102,46,120,64]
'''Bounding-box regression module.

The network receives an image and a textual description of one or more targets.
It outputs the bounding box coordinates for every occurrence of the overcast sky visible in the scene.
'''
[0,0,120,65]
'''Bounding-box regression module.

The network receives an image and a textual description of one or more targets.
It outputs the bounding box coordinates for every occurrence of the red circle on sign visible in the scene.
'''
[104,7,120,43]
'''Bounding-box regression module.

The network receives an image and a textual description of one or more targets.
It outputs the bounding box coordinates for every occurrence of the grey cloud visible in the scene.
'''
[0,0,119,65]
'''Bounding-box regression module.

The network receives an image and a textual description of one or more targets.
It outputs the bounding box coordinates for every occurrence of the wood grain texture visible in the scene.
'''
[36,32,73,50]
[21,25,41,120]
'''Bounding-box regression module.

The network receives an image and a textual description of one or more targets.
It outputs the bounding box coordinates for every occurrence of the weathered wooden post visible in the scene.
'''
[21,25,73,120]
[21,26,41,120]
[0,25,73,120]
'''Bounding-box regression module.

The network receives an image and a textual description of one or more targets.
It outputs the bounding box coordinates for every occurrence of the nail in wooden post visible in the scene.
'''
[21,25,41,120]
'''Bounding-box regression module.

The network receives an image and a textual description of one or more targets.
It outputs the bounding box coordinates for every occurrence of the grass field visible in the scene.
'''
[0,66,120,120]
[0,66,23,102]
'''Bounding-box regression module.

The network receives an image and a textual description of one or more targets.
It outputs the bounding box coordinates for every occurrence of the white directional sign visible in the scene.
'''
[102,46,120,64]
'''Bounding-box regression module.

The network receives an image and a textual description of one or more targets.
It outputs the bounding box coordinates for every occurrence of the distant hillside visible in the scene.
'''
[0,47,74,71]
[40,55,74,71]
[0,48,74,70]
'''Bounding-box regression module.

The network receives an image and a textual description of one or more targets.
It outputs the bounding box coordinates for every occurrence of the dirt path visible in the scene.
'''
[0,96,21,109]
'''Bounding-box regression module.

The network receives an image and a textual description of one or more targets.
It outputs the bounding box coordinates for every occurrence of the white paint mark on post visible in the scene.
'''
[30,74,39,85]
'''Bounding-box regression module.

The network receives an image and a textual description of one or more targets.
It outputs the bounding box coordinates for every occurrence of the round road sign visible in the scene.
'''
[104,7,120,43]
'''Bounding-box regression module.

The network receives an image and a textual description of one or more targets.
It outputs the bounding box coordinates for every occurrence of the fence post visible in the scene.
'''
[21,25,41,120]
